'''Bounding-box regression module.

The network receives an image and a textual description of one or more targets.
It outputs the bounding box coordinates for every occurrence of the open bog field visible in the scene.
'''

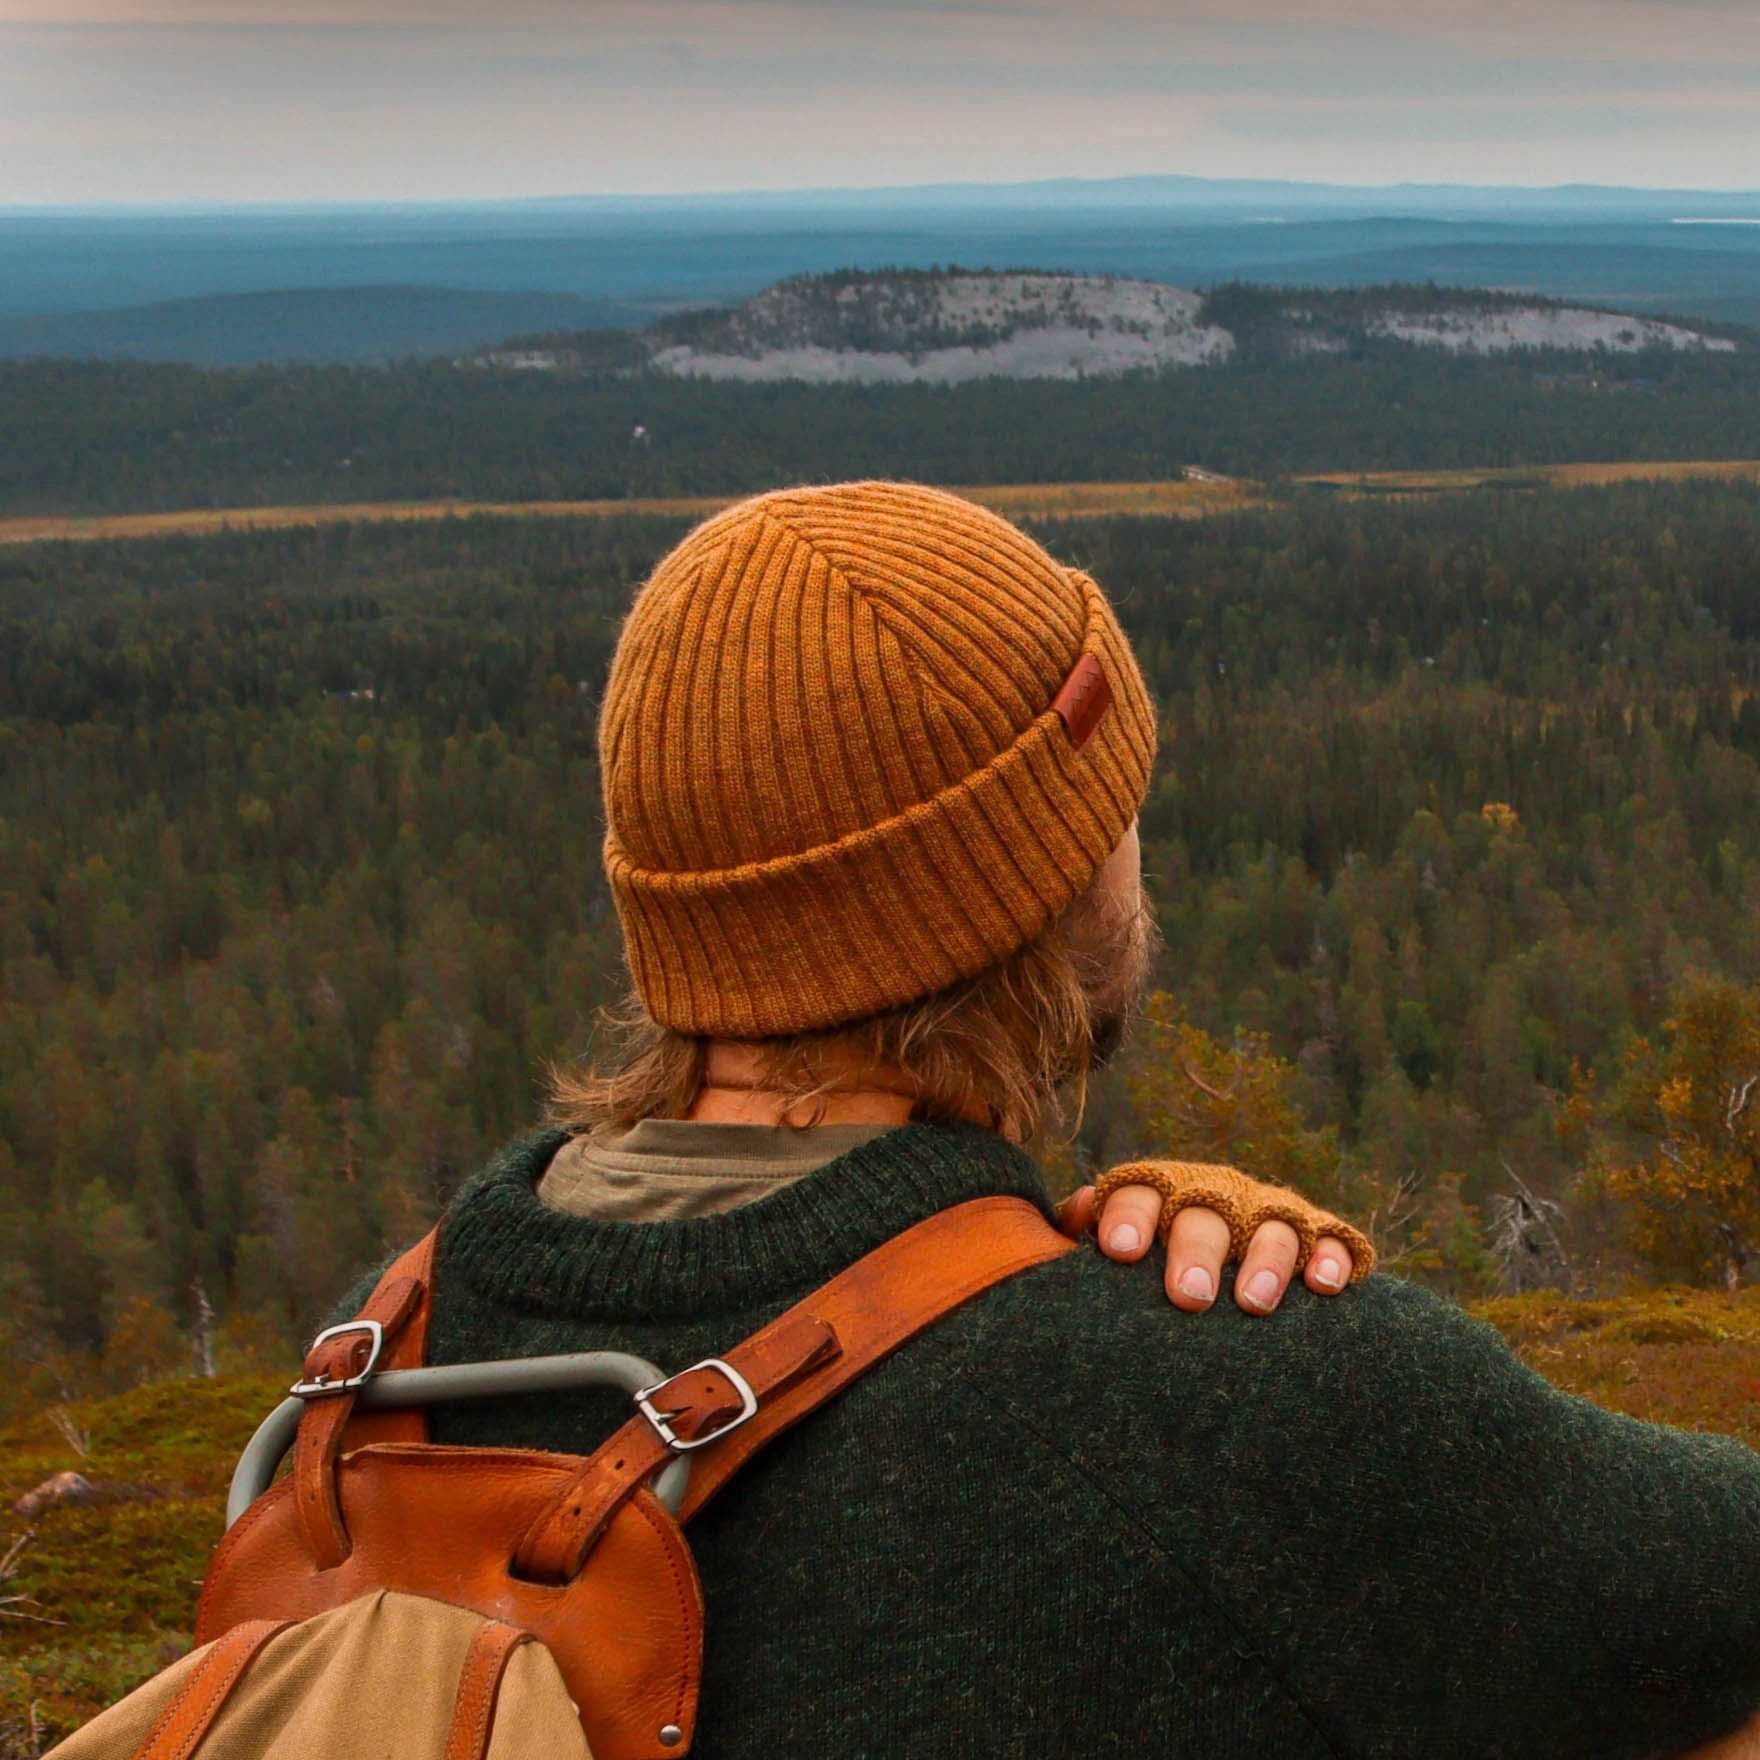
[6,461,1760,548]
[1304,458,1760,494]
[4,1287,1760,1750]
[0,478,1255,547]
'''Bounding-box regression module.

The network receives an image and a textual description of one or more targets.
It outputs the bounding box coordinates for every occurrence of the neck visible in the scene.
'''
[686,1042,998,1132]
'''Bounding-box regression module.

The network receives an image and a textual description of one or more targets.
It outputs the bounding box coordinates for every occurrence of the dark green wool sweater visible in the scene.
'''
[360,1125,1760,1759]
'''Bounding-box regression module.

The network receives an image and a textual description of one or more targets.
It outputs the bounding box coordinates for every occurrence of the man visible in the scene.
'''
[395,482,1760,1758]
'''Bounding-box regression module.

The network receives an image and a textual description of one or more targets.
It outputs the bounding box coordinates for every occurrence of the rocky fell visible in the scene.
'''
[480,269,1743,383]
[646,271,1233,382]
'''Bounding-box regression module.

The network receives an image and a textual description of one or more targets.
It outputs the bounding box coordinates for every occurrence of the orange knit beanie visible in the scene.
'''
[599,480,1158,1037]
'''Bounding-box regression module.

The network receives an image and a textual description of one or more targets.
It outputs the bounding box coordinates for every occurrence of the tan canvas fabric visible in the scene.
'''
[538,1119,890,1220]
[47,1591,591,1760]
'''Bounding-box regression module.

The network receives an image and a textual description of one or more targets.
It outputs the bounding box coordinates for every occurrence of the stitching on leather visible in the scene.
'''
[446,1637,487,1760]
[162,1646,234,1760]
[141,1621,283,1760]
[345,1446,584,1475]
[291,1271,424,1568]
[631,1493,699,1724]
[680,1205,1068,1516]
[196,1486,291,1638]
[203,1451,574,1634]
[166,1627,278,1760]
[295,1404,352,1564]
[137,1634,228,1758]
[448,1623,523,1760]
[470,1631,511,1757]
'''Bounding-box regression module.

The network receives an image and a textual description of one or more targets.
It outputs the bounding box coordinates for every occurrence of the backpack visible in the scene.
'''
[50,1195,1072,1760]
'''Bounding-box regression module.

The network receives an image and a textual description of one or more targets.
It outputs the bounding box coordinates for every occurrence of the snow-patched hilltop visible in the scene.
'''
[478,270,1743,382]
[648,273,1234,383]
[1367,307,1735,354]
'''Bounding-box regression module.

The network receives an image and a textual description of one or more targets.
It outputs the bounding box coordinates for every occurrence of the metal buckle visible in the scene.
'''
[635,1357,759,1453]
[290,1319,385,1398]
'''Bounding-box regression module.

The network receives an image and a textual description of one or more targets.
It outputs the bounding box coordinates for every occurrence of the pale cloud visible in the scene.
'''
[3,0,1759,201]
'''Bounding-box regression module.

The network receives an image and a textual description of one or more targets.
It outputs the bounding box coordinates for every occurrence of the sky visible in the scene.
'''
[4,0,1760,206]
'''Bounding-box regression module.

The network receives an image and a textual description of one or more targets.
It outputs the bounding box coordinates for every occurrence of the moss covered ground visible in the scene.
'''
[4,1290,1760,1750]
[0,1377,282,1754]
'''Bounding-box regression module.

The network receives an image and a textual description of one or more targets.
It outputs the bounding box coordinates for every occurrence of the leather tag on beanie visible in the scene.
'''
[1052,654,1112,753]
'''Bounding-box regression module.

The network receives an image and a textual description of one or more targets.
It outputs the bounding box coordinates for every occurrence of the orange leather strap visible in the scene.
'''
[335,1230,441,1450]
[292,1229,438,1570]
[513,1195,1073,1584]
[132,1619,291,1760]
[511,1310,837,1584]
[443,1621,533,1760]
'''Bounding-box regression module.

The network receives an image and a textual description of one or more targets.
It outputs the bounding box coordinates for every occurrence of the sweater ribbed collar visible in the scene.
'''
[439,1122,1055,1322]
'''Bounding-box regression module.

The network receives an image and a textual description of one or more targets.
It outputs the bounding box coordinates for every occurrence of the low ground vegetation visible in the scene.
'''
[4,1290,1757,1747]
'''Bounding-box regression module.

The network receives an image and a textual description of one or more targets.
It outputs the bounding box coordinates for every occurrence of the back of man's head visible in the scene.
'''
[559,480,1158,1136]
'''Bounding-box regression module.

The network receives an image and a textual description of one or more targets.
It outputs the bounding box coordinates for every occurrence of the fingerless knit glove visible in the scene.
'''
[1090,1161,1376,1281]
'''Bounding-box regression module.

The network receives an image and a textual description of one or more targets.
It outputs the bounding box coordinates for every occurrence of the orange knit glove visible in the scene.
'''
[1090,1161,1376,1282]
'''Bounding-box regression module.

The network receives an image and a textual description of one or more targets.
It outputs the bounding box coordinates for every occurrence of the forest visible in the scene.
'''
[4,479,1760,1412]
[6,339,1760,518]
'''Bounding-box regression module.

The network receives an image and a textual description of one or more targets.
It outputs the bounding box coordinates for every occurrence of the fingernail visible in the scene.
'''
[1242,1270,1281,1310]
[1178,1266,1215,1303]
[1312,1257,1345,1290]
[1106,1223,1142,1254]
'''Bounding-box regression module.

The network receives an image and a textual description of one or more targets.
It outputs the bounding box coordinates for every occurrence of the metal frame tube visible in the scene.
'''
[226,1350,690,1528]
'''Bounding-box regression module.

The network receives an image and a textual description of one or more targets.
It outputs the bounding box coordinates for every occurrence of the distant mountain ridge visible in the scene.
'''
[16,172,1760,220]
[6,174,1760,364]
[0,286,638,368]
[482,270,1742,385]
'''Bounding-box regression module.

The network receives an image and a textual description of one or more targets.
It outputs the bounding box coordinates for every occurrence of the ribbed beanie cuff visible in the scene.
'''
[601,483,1157,1037]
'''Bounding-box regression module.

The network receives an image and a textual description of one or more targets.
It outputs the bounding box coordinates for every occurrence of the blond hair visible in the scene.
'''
[549,863,1154,1146]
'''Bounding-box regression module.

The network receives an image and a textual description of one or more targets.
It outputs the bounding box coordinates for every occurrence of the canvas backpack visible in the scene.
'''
[49,1195,1072,1760]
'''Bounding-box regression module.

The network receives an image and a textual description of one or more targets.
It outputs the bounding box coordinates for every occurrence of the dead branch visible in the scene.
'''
[1490,1163,1577,1295]
[1180,1059,1239,1105]
[1366,1168,1425,1245]
[0,1532,32,1582]
[45,1407,89,1459]
[1726,1071,1760,1135]
[192,1279,216,1380]
[0,1532,61,1628]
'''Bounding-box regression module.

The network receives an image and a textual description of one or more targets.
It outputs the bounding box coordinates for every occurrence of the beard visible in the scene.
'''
[1089,1005,1132,1071]
[1064,883,1161,1076]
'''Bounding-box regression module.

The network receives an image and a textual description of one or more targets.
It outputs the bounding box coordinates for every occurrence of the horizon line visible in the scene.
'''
[8,169,1760,218]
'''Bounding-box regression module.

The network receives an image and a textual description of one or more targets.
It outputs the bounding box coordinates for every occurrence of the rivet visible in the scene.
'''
[659,1725,683,1747]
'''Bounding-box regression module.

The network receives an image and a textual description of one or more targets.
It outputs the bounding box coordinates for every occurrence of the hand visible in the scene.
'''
[1680,1706,1760,1758]
[1055,1174,1367,1317]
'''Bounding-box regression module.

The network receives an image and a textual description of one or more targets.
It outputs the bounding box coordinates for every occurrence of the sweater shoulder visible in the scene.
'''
[950,1239,1557,1441]
[937,1245,1760,1760]
[957,1243,1760,1529]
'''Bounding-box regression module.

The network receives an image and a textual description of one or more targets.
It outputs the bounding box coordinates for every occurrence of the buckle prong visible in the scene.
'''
[635,1357,758,1452]
[291,1319,385,1398]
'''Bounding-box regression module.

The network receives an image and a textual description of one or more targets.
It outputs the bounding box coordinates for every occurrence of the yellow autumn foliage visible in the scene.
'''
[1603,979,1760,1289]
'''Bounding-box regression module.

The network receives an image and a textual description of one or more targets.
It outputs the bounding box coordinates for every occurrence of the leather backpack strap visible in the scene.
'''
[513,1195,1073,1584]
[131,1619,292,1760]
[291,1227,440,1570]
[335,1228,442,1453]
[443,1621,534,1760]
